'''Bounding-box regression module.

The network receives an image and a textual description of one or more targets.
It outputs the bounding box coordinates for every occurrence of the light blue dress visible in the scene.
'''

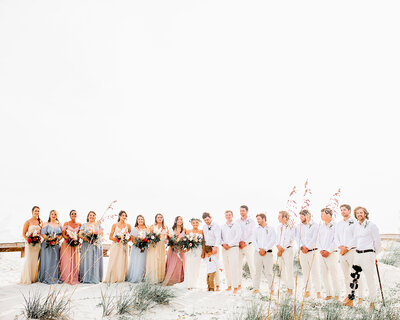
[79,223,103,284]
[37,224,63,284]
[126,227,147,283]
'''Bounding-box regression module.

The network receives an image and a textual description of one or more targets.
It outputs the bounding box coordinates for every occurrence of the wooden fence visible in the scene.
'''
[0,234,399,258]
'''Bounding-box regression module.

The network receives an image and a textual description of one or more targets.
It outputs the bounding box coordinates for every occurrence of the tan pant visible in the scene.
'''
[278,247,294,290]
[207,272,216,291]
[253,251,273,290]
[239,244,256,285]
[222,247,240,288]
[299,250,321,292]
[339,248,364,297]
[319,252,340,297]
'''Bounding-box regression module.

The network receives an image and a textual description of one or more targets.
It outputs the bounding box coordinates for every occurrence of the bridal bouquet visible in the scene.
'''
[115,229,131,245]
[133,231,149,252]
[27,230,41,247]
[65,230,80,247]
[168,234,185,252]
[182,232,204,250]
[45,231,58,248]
[147,231,161,247]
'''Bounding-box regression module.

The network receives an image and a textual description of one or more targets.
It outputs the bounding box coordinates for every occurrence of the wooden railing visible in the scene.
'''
[1,234,398,258]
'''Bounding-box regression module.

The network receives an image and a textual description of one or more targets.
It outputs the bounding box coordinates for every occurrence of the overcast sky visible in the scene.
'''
[1,0,399,241]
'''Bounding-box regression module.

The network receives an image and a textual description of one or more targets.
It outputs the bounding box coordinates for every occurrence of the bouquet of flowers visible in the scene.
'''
[79,226,100,245]
[27,230,41,247]
[115,229,131,245]
[65,229,80,247]
[182,232,204,250]
[147,231,161,247]
[133,230,149,252]
[45,231,58,248]
[168,234,185,252]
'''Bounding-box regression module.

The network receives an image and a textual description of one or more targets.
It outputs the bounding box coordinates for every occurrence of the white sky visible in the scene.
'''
[1,0,399,241]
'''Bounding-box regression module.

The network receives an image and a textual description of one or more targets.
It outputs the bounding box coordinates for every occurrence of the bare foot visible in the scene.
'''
[233,288,238,294]
[334,296,339,301]
[304,291,310,298]
[342,297,350,304]
[324,296,332,300]
[369,302,375,309]
[357,298,363,304]
[287,289,293,295]
[238,285,242,290]
[226,286,232,291]
[253,289,260,294]
[216,286,220,291]
[343,299,354,307]
[316,292,322,299]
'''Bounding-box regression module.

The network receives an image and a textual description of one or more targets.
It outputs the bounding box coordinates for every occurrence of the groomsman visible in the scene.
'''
[296,209,322,299]
[221,210,242,293]
[253,213,276,294]
[202,212,222,291]
[344,206,381,309]
[276,211,295,295]
[237,205,256,289]
[336,204,363,304]
[317,208,340,300]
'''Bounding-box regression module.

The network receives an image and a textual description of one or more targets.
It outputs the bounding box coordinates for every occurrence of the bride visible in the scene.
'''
[184,218,204,289]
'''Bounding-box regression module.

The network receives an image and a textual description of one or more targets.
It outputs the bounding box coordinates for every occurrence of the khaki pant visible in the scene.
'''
[239,244,255,285]
[299,250,321,292]
[353,252,378,302]
[222,246,240,288]
[339,248,364,297]
[253,251,273,290]
[278,247,294,290]
[319,252,340,297]
[207,272,216,291]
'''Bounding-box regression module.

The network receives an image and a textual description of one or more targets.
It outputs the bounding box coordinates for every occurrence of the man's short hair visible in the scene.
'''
[225,210,233,215]
[340,204,351,211]
[240,205,248,211]
[202,212,211,220]
[299,209,310,216]
[204,246,213,254]
[279,210,290,220]
[321,208,333,216]
[256,213,266,221]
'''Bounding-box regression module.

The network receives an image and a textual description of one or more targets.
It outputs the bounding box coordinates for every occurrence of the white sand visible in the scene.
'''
[1,249,399,320]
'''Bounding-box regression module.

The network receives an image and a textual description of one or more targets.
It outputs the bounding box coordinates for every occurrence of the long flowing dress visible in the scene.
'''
[184,232,204,289]
[145,225,167,283]
[104,226,129,283]
[20,225,41,284]
[59,225,80,284]
[37,224,63,284]
[126,228,148,283]
[163,229,186,286]
[79,223,103,284]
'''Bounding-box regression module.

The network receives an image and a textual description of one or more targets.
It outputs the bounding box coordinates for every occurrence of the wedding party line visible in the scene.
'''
[19,203,382,309]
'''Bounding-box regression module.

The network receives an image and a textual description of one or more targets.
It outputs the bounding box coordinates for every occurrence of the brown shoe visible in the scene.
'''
[316,292,322,299]
[343,299,354,307]
[357,298,364,304]
[334,296,339,301]
[238,285,242,290]
[343,297,350,304]
[253,289,260,294]
[324,296,332,300]
[216,286,220,291]
[233,288,238,294]
[226,286,232,291]
[369,303,375,309]
[304,291,310,298]
[287,289,293,295]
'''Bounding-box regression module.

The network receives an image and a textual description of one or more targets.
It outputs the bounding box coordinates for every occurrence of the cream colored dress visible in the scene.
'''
[145,225,167,283]
[104,226,129,283]
[20,225,41,284]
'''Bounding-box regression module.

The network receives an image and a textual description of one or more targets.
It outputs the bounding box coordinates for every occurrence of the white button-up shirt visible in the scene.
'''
[236,217,256,244]
[206,254,221,273]
[296,221,319,249]
[254,224,276,252]
[203,222,222,247]
[221,221,242,247]
[354,220,381,252]
[335,217,357,249]
[317,222,337,252]
[276,223,295,248]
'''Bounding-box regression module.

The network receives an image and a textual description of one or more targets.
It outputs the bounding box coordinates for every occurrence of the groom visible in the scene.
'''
[202,212,222,291]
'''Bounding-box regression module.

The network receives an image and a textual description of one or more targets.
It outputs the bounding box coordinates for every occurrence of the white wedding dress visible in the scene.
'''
[184,233,204,289]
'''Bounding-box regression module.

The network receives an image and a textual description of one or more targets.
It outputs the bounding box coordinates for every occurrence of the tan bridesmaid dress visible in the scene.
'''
[145,225,167,283]
[20,225,41,284]
[104,226,129,283]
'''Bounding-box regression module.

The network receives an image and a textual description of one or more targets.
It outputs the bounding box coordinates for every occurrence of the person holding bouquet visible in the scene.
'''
[38,210,63,284]
[146,213,168,283]
[184,218,204,289]
[60,210,82,285]
[104,210,131,283]
[79,211,104,284]
[163,216,186,286]
[20,206,43,284]
[126,214,148,283]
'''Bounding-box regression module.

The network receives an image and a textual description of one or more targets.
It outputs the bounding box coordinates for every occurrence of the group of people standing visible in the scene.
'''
[20,204,381,309]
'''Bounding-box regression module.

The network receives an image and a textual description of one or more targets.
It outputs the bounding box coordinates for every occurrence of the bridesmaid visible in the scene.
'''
[126,215,148,283]
[20,206,42,284]
[145,213,168,283]
[37,210,63,284]
[104,210,131,283]
[79,211,104,284]
[184,218,204,289]
[163,216,186,286]
[59,210,81,284]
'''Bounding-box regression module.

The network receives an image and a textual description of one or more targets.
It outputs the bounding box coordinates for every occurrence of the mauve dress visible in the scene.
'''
[59,224,80,284]
[79,223,103,284]
[126,227,148,283]
[163,230,185,286]
[37,224,63,284]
